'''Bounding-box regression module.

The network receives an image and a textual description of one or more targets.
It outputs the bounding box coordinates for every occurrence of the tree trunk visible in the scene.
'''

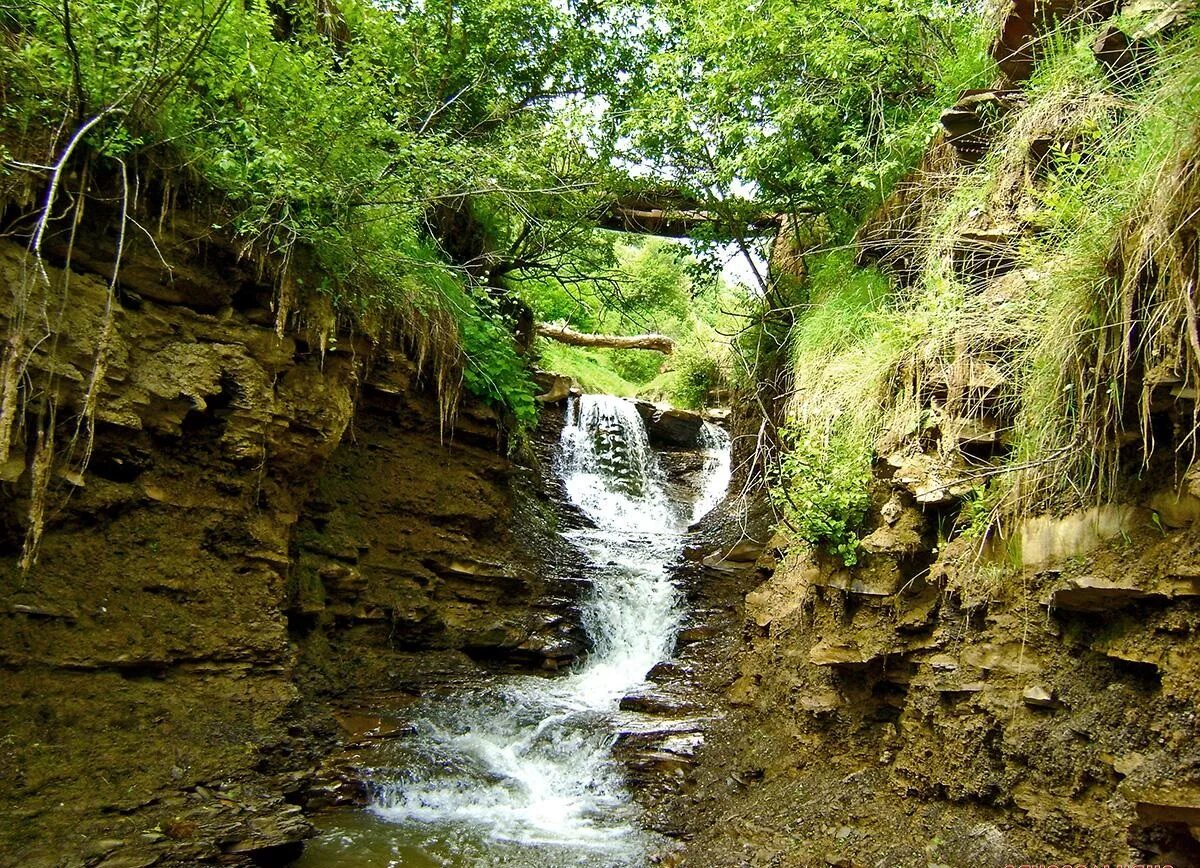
[536,323,674,354]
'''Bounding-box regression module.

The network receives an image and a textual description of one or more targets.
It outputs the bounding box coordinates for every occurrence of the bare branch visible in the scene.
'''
[536,322,674,354]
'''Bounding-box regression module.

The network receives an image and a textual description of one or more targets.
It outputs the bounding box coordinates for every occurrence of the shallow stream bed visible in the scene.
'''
[293,395,729,867]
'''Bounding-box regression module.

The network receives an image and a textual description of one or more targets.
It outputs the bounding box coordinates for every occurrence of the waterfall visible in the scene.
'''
[323,395,729,866]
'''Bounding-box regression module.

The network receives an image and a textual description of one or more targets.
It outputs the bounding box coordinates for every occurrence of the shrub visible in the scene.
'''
[771,424,873,566]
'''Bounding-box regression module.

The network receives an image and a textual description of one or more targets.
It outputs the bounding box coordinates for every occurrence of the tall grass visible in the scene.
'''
[774,250,905,562]
[775,18,1200,555]
[1005,24,1200,513]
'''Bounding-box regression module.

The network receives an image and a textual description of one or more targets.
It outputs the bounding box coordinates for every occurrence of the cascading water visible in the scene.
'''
[297,394,730,867]
[690,421,731,526]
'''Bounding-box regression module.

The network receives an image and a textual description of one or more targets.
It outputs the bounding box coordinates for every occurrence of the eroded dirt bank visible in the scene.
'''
[643,489,1200,866]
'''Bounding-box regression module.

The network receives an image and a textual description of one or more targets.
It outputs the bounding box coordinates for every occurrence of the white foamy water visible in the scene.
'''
[691,421,731,525]
[353,395,730,866]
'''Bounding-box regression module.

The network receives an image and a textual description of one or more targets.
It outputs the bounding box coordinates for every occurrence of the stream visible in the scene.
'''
[295,394,730,867]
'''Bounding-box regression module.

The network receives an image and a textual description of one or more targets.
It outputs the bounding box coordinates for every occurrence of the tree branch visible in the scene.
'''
[536,322,674,354]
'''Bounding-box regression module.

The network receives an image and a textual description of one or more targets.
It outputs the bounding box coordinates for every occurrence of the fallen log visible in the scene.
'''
[536,323,674,354]
[596,200,782,238]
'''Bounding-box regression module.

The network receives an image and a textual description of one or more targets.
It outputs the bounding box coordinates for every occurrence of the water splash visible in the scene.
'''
[558,395,677,532]
[359,394,729,865]
[691,421,732,525]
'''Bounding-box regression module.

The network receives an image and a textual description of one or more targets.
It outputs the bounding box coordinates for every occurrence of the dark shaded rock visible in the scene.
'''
[1131,786,1200,827]
[991,0,1115,82]
[676,624,720,644]
[619,689,700,716]
[648,661,692,683]
[635,401,704,447]
[1092,25,1151,82]
[1047,575,1162,611]
[940,89,1025,163]
[951,228,1021,287]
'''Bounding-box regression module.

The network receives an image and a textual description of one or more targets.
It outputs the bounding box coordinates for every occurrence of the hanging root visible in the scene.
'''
[11,136,130,571]
[70,158,128,473]
[19,420,55,572]
[0,331,26,465]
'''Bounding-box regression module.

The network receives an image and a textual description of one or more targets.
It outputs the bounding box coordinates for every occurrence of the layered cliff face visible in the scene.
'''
[668,487,1200,866]
[0,229,586,866]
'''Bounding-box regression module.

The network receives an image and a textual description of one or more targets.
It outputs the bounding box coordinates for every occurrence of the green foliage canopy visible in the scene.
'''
[623,0,994,233]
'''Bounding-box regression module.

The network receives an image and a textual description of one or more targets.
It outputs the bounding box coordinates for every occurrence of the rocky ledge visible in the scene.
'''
[0,231,587,867]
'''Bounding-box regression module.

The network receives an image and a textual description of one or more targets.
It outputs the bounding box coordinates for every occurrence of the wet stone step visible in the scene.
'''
[619,688,702,716]
[647,660,694,683]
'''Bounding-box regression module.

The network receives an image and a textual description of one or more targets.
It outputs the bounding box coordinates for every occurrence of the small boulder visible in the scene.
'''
[1022,685,1061,709]
[634,401,704,447]
[533,370,572,403]
[676,624,719,644]
[619,690,698,716]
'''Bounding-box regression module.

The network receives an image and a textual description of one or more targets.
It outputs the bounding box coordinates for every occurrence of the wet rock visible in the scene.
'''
[626,749,695,775]
[634,401,704,447]
[615,728,705,779]
[84,839,126,858]
[619,690,700,716]
[333,710,410,742]
[8,602,78,621]
[658,450,710,505]
[647,661,691,682]
[676,624,720,644]
[95,854,160,868]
